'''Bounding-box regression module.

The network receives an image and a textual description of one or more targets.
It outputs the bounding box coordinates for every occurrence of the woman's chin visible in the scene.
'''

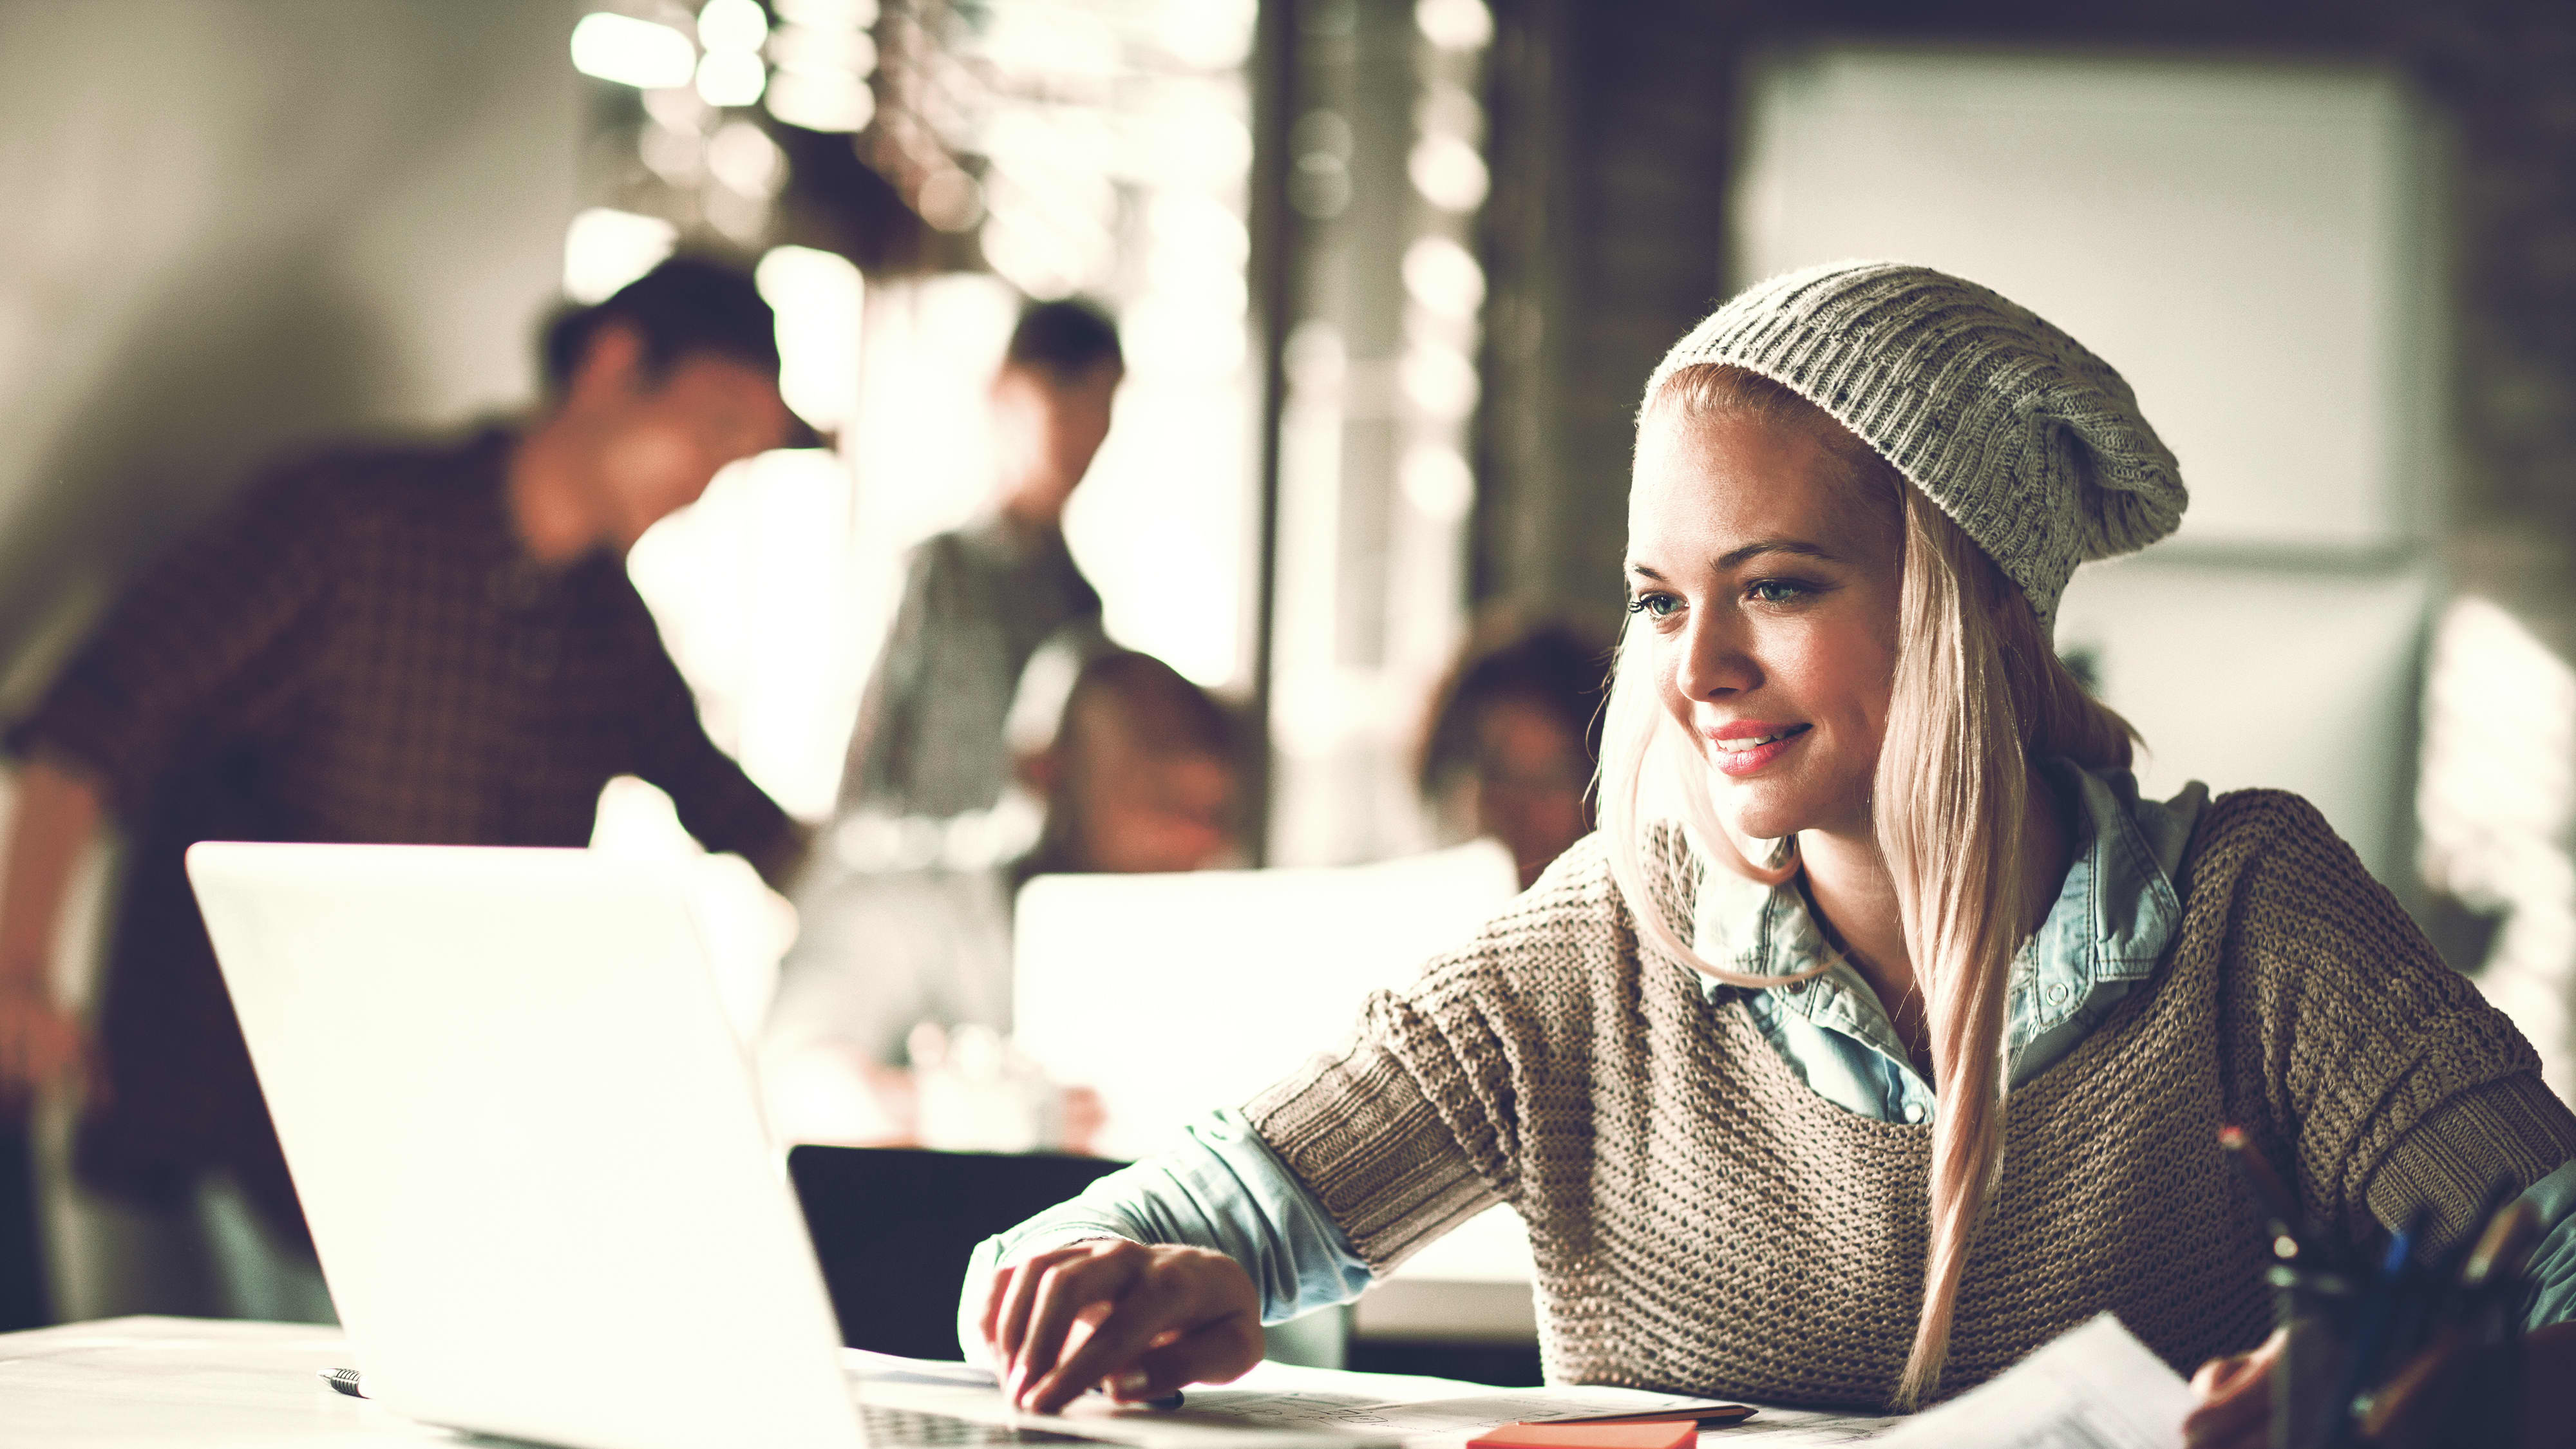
[1714,784,1806,848]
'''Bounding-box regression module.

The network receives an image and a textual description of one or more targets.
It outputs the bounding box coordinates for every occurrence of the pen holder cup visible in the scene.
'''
[2269,1265,2526,1449]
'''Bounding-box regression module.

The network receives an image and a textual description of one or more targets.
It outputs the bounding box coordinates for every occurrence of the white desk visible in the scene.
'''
[0,1316,457,1446]
[0,1316,1904,1448]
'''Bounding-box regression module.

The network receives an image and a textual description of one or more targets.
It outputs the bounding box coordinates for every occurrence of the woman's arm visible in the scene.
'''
[976,835,1613,1409]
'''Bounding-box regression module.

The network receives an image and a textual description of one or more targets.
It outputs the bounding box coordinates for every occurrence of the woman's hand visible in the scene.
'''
[981,1239,1263,1416]
[2185,1323,2576,1448]
[2182,1328,2283,1449]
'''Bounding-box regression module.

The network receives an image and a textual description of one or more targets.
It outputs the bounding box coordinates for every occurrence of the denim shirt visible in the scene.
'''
[963,766,2576,1343]
[1703,760,2204,1126]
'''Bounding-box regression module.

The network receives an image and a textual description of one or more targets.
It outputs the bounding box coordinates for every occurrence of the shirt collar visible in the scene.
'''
[1687,760,2206,1040]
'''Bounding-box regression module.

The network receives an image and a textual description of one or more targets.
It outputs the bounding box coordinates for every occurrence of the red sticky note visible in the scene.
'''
[1469,1421,1700,1449]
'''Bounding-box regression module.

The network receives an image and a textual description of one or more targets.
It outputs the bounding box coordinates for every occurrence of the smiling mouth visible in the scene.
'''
[1713,724,1811,750]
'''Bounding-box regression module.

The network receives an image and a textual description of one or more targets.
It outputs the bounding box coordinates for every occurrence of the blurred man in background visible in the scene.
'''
[0,257,810,1321]
[764,645,1237,1150]
[1417,615,1609,890]
[836,298,1124,822]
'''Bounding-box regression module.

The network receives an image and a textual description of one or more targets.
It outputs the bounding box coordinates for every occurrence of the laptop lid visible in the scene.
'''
[187,841,862,1449]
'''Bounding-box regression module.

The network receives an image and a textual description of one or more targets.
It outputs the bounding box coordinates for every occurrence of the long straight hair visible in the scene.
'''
[1601,365,2136,1407]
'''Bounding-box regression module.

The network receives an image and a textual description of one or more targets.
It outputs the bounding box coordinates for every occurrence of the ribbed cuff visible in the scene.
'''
[2366,1072,2576,1250]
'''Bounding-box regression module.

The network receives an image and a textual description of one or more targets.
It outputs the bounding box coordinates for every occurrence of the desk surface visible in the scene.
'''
[0,1317,1902,1448]
[0,1316,456,1446]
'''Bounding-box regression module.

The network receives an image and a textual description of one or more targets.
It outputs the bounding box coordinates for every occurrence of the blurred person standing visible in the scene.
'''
[1417,615,1611,889]
[765,646,1236,1149]
[0,257,811,1320]
[837,299,1124,820]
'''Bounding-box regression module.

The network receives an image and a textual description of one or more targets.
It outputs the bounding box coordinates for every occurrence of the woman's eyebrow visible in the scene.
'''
[1716,538,1839,569]
[1627,540,1839,580]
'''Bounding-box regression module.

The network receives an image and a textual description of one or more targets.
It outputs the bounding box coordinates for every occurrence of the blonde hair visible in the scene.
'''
[1601,365,2135,1407]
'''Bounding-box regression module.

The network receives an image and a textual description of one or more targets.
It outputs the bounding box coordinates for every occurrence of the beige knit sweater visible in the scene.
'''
[1245,791,2576,1408]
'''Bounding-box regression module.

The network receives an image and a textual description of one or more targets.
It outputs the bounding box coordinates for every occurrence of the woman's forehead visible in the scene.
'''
[1627,410,1898,565]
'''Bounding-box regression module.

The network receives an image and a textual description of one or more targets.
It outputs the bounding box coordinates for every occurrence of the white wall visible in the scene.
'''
[1737,49,2441,553]
[1734,48,2444,885]
[0,0,587,706]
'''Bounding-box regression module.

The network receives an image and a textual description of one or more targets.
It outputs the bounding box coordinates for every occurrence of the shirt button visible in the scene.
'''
[2045,983,2070,1005]
[1902,1102,1927,1124]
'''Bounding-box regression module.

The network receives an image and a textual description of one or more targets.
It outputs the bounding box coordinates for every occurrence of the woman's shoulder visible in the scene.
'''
[2177,787,2523,1048]
[1498,823,1700,942]
[1397,828,1688,1005]
[2175,786,2400,922]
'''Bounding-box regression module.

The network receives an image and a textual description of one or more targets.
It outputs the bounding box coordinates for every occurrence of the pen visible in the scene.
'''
[2463,1198,2541,1293]
[1088,1381,1185,1411]
[321,1367,367,1398]
[2320,1206,2426,1449]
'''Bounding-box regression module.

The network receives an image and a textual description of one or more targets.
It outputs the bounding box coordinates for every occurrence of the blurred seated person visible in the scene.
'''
[835,298,1124,822]
[1416,614,1610,889]
[0,256,811,1319]
[763,646,1238,1150]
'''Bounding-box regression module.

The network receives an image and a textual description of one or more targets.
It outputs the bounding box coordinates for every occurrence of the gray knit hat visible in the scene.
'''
[1641,261,2186,632]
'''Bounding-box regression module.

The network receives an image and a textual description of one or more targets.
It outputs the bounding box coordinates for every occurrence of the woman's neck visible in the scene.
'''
[1792,762,2072,1075]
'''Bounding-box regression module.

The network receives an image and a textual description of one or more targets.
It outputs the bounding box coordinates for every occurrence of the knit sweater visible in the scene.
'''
[1245,791,2576,1408]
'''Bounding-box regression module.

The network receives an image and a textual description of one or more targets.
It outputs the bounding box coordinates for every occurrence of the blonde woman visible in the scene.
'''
[960,265,2576,1443]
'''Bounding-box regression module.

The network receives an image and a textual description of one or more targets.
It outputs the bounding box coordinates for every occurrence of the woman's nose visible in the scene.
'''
[1674,609,1759,701]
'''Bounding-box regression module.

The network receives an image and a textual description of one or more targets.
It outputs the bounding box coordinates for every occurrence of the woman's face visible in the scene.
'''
[1624,405,1904,843]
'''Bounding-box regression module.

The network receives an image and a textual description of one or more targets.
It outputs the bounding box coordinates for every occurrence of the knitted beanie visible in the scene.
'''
[1641,261,2188,632]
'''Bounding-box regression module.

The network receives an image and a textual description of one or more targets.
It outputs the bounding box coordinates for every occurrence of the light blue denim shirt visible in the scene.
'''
[963,764,2576,1346]
[1704,760,2203,1126]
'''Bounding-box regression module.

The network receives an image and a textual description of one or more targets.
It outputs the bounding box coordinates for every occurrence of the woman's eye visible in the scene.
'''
[1625,591,1680,620]
[1747,579,1813,606]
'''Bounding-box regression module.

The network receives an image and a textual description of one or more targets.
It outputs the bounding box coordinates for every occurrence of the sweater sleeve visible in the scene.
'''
[2212,791,2560,1250]
[1244,835,1647,1273]
[2364,1073,2576,1250]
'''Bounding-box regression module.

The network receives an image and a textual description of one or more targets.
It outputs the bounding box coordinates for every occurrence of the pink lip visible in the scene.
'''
[1703,722,1811,777]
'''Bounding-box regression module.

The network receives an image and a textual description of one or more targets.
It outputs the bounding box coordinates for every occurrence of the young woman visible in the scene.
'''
[961,264,2576,1444]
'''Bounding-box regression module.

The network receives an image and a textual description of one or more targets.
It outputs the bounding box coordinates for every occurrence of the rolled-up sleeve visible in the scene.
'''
[955,1108,1376,1362]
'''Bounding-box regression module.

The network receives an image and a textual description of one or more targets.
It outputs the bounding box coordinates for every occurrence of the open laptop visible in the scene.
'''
[186,841,1388,1449]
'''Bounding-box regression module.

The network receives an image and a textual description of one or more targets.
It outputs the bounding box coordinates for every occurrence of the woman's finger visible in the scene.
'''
[2183,1332,2282,1449]
[989,1242,1108,1365]
[1009,1246,1144,1404]
[1019,1267,1197,1413]
[978,1262,1021,1361]
[1020,1249,1259,1415]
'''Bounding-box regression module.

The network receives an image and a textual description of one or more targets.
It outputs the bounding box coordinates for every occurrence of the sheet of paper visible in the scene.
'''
[1873,1314,2193,1449]
[1156,1363,1893,1448]
[1695,1403,1904,1444]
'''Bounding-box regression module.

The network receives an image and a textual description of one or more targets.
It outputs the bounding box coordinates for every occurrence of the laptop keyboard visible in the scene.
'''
[859,1403,1106,1446]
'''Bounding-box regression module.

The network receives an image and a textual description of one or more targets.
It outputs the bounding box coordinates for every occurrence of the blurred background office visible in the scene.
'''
[5,0,2576,1385]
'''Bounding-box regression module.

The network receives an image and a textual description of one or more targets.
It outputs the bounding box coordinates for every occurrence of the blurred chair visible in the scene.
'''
[788,1144,1124,1360]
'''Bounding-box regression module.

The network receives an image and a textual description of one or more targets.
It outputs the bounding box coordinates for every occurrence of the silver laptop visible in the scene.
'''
[187,841,1383,1449]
